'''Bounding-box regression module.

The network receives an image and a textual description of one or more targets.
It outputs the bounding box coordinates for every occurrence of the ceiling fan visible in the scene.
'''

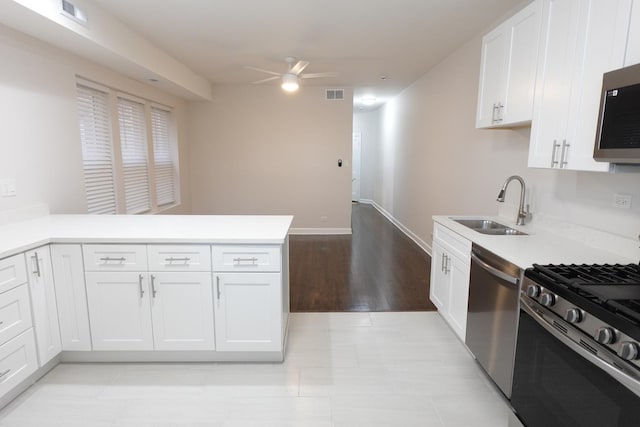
[244,57,337,92]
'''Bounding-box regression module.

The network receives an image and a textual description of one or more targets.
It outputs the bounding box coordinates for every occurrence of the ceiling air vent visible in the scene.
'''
[60,0,88,25]
[326,89,344,101]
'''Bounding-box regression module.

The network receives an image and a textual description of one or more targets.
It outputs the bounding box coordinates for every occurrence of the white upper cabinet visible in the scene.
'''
[528,0,633,171]
[625,0,640,65]
[476,0,543,128]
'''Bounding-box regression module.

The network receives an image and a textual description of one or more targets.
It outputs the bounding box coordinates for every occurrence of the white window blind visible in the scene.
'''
[118,97,150,214]
[151,107,175,206]
[76,84,117,214]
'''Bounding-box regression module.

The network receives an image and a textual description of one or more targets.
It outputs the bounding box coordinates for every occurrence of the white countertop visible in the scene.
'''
[0,214,294,259]
[434,215,636,269]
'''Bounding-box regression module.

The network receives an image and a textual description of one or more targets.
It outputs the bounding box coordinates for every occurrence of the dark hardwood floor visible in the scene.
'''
[290,203,436,312]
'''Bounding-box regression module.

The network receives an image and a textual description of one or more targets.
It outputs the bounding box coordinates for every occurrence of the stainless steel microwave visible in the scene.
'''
[593,62,640,164]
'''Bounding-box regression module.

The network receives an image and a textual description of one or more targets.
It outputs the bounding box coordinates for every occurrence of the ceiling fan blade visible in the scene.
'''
[289,60,310,75]
[243,66,282,76]
[300,72,338,79]
[251,76,281,84]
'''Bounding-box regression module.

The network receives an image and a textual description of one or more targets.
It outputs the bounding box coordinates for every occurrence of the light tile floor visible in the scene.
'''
[0,312,524,426]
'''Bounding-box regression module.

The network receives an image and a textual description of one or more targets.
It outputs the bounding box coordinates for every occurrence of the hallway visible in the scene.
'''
[290,203,435,312]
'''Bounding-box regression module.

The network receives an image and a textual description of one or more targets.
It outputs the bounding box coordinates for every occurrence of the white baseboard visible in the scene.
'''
[289,227,352,235]
[359,200,432,256]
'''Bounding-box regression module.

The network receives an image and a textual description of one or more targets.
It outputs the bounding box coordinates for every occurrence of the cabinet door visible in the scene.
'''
[429,242,449,312]
[564,0,631,171]
[51,245,92,351]
[447,255,471,341]
[476,25,508,128]
[25,246,61,366]
[85,272,153,351]
[502,0,543,125]
[529,0,580,168]
[214,273,281,352]
[150,272,214,351]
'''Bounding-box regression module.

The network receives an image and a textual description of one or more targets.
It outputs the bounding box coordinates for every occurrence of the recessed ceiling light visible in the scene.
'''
[361,96,377,106]
[148,78,159,83]
[380,75,388,81]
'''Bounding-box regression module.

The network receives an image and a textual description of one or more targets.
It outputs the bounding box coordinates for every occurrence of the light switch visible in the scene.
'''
[0,179,17,197]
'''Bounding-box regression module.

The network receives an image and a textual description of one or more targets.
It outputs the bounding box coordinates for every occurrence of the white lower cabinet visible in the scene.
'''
[430,224,471,341]
[214,272,282,352]
[85,272,153,351]
[0,329,37,399]
[50,244,92,351]
[25,246,62,366]
[150,272,215,351]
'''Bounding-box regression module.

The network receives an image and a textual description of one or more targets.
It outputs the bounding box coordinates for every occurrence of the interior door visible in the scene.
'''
[352,132,361,202]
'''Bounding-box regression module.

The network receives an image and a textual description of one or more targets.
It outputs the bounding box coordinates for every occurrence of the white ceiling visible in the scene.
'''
[87,0,522,110]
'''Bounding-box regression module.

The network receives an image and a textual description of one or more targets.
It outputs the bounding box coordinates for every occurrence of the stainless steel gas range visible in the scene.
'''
[511,263,640,427]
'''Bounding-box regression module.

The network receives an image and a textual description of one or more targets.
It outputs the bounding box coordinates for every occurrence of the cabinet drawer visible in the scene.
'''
[83,245,147,272]
[0,329,37,400]
[433,224,471,263]
[0,254,27,294]
[212,245,281,272]
[0,284,32,347]
[148,245,211,271]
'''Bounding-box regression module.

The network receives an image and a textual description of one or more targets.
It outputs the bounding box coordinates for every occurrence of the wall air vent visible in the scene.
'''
[326,89,344,101]
[61,0,88,25]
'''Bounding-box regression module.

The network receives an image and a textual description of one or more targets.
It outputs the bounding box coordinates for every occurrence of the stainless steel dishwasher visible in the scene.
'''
[465,243,522,398]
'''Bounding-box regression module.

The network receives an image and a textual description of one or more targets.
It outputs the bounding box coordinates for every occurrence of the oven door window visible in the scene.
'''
[511,309,640,427]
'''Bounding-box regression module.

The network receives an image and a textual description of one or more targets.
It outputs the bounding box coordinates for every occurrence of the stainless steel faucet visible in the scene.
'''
[497,175,529,226]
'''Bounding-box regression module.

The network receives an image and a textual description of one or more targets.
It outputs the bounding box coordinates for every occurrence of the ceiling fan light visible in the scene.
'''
[281,73,299,92]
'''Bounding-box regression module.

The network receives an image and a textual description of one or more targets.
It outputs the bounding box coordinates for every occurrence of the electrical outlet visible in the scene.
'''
[0,179,16,197]
[613,193,632,209]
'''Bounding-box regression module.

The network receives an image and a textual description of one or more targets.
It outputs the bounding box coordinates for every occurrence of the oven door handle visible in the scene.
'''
[471,252,520,285]
[521,298,640,398]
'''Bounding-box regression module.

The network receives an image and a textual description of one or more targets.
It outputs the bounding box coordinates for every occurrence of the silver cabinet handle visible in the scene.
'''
[496,102,504,122]
[491,103,498,123]
[441,253,446,272]
[165,257,191,265]
[560,139,570,168]
[151,274,157,298]
[32,253,41,277]
[233,257,258,266]
[444,255,451,274]
[551,140,560,167]
[138,274,144,299]
[216,276,221,300]
[0,369,11,379]
[100,256,126,263]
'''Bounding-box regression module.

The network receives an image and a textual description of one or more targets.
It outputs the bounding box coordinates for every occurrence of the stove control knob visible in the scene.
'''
[594,327,617,345]
[564,308,583,324]
[618,342,640,361]
[526,285,541,298]
[539,292,556,307]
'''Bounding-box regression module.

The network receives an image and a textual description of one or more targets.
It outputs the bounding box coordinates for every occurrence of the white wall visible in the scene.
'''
[371,34,640,250]
[188,85,354,231]
[352,111,380,201]
[0,24,191,215]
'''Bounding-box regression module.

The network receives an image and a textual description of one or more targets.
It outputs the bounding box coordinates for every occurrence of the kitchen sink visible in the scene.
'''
[453,219,527,236]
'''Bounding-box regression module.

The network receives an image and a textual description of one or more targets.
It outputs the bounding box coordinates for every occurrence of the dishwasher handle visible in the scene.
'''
[471,251,520,285]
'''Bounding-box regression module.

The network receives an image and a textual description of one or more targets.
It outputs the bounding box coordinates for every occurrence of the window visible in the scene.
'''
[76,85,117,214]
[76,82,178,214]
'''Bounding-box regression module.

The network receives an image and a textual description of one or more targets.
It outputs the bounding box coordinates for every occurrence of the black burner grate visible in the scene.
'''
[532,263,640,288]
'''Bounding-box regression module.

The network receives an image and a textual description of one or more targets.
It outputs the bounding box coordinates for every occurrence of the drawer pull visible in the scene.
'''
[0,369,11,379]
[164,257,191,265]
[100,257,126,264]
[216,276,221,300]
[233,257,258,266]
